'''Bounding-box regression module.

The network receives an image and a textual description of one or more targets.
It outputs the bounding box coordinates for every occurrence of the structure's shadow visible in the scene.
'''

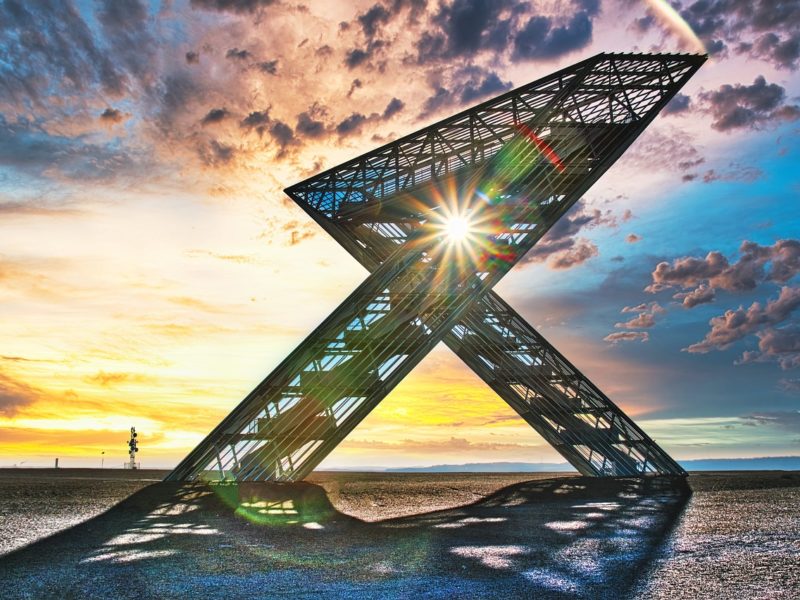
[0,476,690,599]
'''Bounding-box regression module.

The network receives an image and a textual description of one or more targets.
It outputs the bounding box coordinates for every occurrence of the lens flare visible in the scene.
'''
[445,215,470,242]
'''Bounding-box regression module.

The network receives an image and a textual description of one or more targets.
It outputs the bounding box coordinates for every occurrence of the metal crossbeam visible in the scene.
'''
[168,52,705,483]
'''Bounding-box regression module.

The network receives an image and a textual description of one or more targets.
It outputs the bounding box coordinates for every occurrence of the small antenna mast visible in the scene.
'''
[127,427,139,470]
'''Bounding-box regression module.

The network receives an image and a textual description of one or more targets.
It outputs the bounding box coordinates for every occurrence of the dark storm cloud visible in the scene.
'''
[663,93,691,115]
[699,76,800,131]
[686,286,800,353]
[0,370,40,416]
[512,11,593,60]
[201,108,229,125]
[189,0,278,14]
[382,97,405,119]
[256,60,278,75]
[647,239,800,297]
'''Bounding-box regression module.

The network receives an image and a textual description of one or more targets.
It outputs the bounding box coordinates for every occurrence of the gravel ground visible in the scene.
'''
[0,470,797,599]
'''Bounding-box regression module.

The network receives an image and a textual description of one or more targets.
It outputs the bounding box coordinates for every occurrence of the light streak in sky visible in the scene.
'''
[645,0,707,54]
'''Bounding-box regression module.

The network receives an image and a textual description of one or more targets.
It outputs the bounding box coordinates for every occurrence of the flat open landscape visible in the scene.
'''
[0,469,798,599]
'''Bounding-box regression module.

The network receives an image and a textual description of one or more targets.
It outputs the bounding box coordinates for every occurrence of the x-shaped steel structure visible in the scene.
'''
[168,52,705,482]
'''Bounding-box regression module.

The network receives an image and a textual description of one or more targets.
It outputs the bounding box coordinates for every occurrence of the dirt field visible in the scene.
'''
[0,469,797,599]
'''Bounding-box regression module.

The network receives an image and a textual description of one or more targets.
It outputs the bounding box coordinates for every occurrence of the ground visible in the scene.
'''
[0,469,797,599]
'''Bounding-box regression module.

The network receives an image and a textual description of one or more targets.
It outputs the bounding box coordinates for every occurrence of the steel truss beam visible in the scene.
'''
[168,52,705,483]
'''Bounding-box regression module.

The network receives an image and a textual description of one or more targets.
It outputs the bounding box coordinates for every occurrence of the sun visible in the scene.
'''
[444,215,471,243]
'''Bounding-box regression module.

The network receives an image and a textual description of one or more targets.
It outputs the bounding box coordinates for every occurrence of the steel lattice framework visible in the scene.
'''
[168,52,705,483]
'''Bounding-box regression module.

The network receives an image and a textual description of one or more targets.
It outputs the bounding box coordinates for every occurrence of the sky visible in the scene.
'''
[1,0,799,469]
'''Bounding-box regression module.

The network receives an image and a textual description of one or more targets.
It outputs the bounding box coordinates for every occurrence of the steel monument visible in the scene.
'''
[168,52,706,483]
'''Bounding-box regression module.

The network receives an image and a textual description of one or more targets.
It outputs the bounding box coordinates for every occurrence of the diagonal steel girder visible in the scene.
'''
[168,52,705,483]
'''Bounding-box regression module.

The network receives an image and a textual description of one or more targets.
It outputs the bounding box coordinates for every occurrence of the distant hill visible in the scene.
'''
[680,456,800,471]
[380,456,800,473]
[386,461,574,473]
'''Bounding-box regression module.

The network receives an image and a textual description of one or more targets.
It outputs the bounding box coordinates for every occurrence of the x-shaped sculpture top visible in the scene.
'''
[168,53,706,483]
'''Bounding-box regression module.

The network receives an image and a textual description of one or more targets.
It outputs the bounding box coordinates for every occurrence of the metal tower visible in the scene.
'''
[168,52,705,483]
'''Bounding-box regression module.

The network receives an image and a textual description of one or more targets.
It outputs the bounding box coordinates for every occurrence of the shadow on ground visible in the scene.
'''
[0,476,690,599]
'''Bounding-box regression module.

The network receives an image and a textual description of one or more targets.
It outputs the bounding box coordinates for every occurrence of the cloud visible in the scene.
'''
[256,60,278,75]
[357,3,392,38]
[686,286,800,353]
[201,107,230,126]
[620,127,705,182]
[336,113,368,136]
[521,199,617,270]
[512,11,593,60]
[343,40,386,69]
[738,326,800,370]
[676,0,800,70]
[674,283,717,308]
[99,108,127,126]
[417,0,521,62]
[459,72,512,104]
[85,371,149,387]
[296,111,326,138]
[382,97,405,119]
[548,239,598,270]
[0,371,40,416]
[0,0,127,104]
[269,120,295,149]
[779,378,800,393]
[197,139,236,166]
[647,239,800,300]
[662,93,691,115]
[699,76,800,131]
[603,331,649,344]
[0,116,147,182]
[240,110,271,137]
[340,435,539,453]
[738,32,800,71]
[615,302,664,329]
[225,48,253,61]
[740,410,800,433]
[190,0,278,14]
[95,0,155,89]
